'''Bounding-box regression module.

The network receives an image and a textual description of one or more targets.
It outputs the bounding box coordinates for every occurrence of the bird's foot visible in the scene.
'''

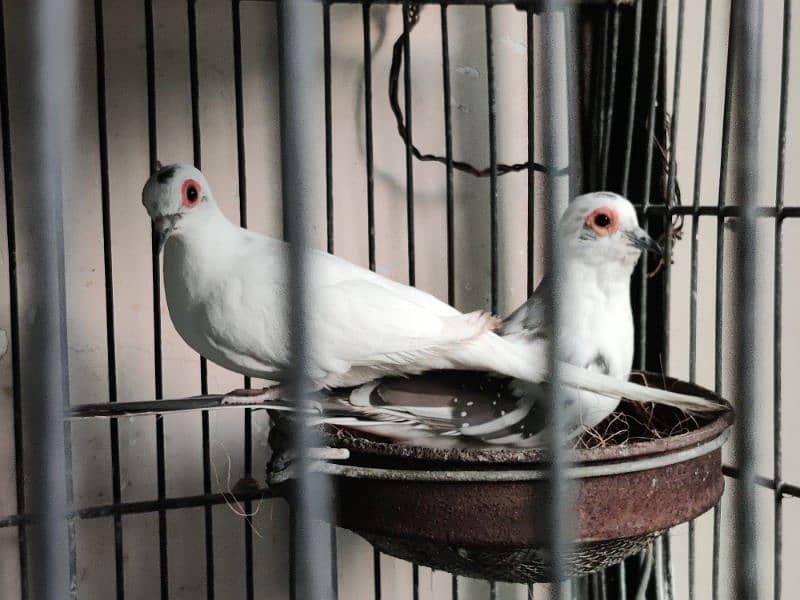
[221,386,287,405]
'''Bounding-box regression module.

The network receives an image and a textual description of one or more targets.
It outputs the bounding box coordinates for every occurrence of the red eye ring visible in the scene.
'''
[181,179,201,208]
[585,207,620,236]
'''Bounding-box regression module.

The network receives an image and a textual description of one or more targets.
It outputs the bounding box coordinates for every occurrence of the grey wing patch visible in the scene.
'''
[588,353,610,375]
[500,276,551,342]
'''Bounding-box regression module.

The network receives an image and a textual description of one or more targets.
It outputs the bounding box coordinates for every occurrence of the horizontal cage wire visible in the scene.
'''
[0,0,796,599]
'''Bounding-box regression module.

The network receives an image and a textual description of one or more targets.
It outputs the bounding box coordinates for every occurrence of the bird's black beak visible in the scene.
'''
[153,215,179,253]
[628,227,663,258]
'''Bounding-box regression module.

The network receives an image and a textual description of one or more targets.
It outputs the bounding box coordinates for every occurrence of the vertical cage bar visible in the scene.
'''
[661,0,684,374]
[730,1,763,595]
[600,7,619,189]
[526,8,535,296]
[186,3,215,598]
[66,420,77,594]
[711,7,737,595]
[539,3,574,596]
[0,0,27,595]
[436,4,457,305]
[773,3,790,599]
[328,524,339,600]
[402,0,415,286]
[362,4,381,590]
[373,546,381,600]
[635,0,663,370]
[689,0,712,388]
[277,2,335,599]
[654,537,665,600]
[711,502,721,600]
[230,1,255,595]
[713,0,736,394]
[93,0,125,596]
[362,1,376,272]
[145,0,159,174]
[620,0,642,197]
[22,0,75,597]
[687,3,711,595]
[320,3,340,590]
[485,5,498,315]
[440,3,455,306]
[635,547,654,599]
[232,0,247,231]
[592,10,609,190]
[323,0,334,253]
[563,6,582,199]
[187,1,201,217]
[143,0,170,596]
[62,14,79,591]
[231,2,257,596]
[663,534,674,600]
[688,521,696,600]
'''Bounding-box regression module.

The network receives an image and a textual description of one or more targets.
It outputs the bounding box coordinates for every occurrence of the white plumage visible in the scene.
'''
[489,191,654,444]
[321,192,665,446]
[142,164,721,447]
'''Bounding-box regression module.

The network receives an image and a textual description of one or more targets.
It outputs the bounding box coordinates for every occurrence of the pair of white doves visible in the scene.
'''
[142,164,717,447]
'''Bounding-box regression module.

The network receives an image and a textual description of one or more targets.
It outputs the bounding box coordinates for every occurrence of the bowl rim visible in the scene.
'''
[269,426,731,484]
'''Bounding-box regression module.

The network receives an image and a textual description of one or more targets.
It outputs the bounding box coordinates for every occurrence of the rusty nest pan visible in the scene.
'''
[267,372,733,583]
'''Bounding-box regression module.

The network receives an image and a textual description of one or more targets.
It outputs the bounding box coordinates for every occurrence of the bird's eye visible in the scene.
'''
[594,213,611,228]
[585,208,619,236]
[181,179,201,208]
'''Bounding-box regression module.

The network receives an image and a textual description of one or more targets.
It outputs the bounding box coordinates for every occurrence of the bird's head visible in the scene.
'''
[558,191,661,270]
[142,162,216,252]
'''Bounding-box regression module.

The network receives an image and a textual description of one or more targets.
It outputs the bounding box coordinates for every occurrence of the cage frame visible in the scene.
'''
[0,0,791,598]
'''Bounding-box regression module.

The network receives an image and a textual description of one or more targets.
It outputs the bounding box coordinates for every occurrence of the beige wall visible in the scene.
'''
[0,1,797,598]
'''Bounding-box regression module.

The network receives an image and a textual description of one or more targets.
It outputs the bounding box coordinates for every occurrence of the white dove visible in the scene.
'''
[141,164,719,440]
[472,191,660,445]
[319,192,662,446]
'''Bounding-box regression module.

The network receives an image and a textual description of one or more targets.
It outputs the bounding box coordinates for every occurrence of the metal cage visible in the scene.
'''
[0,0,794,599]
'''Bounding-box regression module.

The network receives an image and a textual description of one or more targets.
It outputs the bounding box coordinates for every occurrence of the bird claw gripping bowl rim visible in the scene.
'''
[266,372,734,584]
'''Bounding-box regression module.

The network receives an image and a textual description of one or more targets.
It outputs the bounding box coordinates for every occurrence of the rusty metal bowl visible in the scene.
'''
[267,372,733,583]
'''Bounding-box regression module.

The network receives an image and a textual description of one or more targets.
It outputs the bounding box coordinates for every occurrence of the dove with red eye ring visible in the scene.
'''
[492,192,664,445]
[346,193,667,447]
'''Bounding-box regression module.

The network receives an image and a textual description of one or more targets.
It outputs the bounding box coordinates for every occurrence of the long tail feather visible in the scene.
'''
[458,333,724,414]
[556,364,723,413]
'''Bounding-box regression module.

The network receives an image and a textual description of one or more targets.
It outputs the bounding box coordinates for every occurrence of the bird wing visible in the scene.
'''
[180,235,503,385]
[310,276,498,381]
[311,368,608,448]
[501,276,592,368]
[501,276,550,341]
